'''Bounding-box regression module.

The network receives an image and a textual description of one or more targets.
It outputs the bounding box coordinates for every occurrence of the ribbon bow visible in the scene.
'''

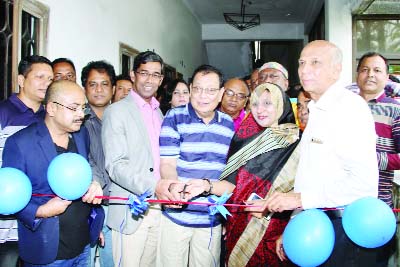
[126,190,152,216]
[208,192,232,219]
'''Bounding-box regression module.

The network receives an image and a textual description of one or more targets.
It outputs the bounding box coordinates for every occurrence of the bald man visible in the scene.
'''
[247,41,378,266]
[2,80,104,266]
[220,78,250,131]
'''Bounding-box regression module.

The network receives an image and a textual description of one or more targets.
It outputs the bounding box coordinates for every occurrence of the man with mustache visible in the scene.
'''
[357,52,400,266]
[81,60,116,267]
[0,55,53,267]
[2,80,103,266]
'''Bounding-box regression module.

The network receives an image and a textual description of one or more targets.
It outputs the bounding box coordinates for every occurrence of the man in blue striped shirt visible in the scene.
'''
[159,65,234,266]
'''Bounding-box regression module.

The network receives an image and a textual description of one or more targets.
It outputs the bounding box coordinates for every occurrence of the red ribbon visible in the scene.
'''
[32,194,260,208]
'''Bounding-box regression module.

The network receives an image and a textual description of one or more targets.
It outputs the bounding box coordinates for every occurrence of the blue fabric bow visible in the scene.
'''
[208,192,232,219]
[126,190,152,216]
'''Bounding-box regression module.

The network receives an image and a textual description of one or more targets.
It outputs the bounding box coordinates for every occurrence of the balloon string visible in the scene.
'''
[32,194,260,208]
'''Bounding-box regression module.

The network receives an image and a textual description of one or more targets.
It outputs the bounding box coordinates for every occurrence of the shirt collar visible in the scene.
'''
[310,81,342,111]
[371,90,386,103]
[10,93,45,114]
[130,90,160,110]
[187,102,220,124]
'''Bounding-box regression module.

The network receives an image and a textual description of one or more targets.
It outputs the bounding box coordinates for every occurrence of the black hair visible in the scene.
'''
[389,74,400,83]
[357,52,389,73]
[115,74,133,84]
[191,64,224,88]
[165,78,189,102]
[133,51,164,74]
[18,55,52,77]
[51,58,76,72]
[81,60,116,87]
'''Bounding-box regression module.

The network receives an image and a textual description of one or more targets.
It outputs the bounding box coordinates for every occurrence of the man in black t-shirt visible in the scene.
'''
[2,80,104,266]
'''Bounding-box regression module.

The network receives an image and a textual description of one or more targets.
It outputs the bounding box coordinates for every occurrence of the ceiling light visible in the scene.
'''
[223,0,260,31]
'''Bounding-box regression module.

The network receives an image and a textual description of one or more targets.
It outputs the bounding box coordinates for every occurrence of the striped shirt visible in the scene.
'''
[0,93,45,243]
[160,103,234,226]
[368,92,400,207]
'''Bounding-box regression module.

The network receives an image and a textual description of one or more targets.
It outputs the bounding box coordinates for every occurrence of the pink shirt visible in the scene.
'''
[233,109,246,132]
[130,91,162,180]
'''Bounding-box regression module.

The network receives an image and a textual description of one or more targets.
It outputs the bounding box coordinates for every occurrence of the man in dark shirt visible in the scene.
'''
[0,55,53,267]
[2,80,103,266]
[81,60,115,267]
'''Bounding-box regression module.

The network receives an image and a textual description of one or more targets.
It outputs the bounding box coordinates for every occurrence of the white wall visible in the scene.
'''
[205,42,252,79]
[37,0,202,81]
[202,23,305,41]
[325,0,355,85]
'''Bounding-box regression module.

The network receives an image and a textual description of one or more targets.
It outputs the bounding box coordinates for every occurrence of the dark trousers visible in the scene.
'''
[0,241,20,267]
[321,218,377,267]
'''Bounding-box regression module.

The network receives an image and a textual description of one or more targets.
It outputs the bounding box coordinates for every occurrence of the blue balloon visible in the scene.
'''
[0,167,32,215]
[283,209,335,267]
[47,153,92,200]
[342,197,396,248]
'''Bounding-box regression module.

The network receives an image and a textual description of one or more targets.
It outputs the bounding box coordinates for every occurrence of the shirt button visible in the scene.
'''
[149,168,154,172]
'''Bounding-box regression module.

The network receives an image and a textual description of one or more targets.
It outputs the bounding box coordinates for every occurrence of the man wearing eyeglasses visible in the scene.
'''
[220,78,250,132]
[2,80,104,266]
[158,65,234,266]
[102,51,164,266]
[258,62,289,92]
[0,55,53,267]
[81,60,116,267]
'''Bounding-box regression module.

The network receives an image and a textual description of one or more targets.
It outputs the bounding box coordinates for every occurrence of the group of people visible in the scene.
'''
[0,39,398,267]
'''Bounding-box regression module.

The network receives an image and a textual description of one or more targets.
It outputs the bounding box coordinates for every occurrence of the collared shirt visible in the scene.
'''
[0,93,45,243]
[84,106,111,196]
[294,82,379,209]
[232,109,246,132]
[160,103,234,226]
[130,90,162,180]
[367,91,400,207]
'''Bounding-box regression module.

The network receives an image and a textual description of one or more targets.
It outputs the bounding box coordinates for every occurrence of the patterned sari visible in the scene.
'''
[220,83,300,267]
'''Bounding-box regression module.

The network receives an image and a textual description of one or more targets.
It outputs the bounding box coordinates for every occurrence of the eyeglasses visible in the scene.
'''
[224,89,249,100]
[258,73,281,82]
[135,71,163,80]
[52,101,89,114]
[191,86,220,96]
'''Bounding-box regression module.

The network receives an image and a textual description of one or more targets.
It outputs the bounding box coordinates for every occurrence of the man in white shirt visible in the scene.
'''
[247,40,379,266]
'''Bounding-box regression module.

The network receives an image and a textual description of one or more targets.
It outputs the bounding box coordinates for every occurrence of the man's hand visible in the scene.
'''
[98,231,105,247]
[155,179,186,208]
[244,192,302,217]
[82,181,103,204]
[184,179,209,200]
[36,197,72,218]
[264,192,302,212]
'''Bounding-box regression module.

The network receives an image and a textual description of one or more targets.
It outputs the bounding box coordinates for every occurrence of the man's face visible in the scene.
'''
[221,79,249,118]
[48,83,87,133]
[190,72,224,120]
[298,43,341,100]
[250,69,259,91]
[258,68,288,91]
[113,79,133,102]
[130,62,163,103]
[53,62,76,82]
[357,56,389,97]
[18,63,53,102]
[297,91,311,131]
[85,69,114,108]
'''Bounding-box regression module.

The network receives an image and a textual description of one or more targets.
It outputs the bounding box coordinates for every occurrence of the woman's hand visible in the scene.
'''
[275,235,287,261]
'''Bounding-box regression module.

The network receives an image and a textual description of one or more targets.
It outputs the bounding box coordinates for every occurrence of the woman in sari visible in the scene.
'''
[185,82,300,266]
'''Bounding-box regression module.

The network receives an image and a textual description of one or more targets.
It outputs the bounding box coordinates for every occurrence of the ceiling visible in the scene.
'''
[183,0,324,32]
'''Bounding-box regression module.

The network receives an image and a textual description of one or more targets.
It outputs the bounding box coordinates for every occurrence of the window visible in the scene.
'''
[119,43,139,76]
[353,0,400,78]
[0,0,48,100]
